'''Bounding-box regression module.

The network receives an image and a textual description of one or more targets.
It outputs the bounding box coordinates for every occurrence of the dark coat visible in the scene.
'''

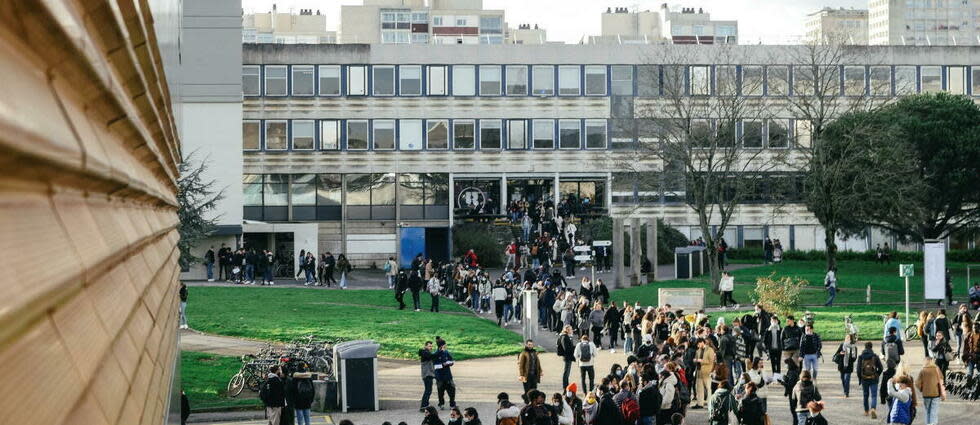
[737,393,765,425]
[286,373,315,410]
[594,393,626,425]
[263,375,286,408]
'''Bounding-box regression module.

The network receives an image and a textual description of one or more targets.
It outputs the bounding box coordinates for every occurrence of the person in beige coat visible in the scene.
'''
[916,357,946,425]
[693,339,717,408]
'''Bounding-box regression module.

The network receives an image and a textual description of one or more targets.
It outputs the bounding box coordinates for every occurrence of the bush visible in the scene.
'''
[582,217,688,265]
[727,248,980,263]
[452,223,511,268]
[753,273,809,318]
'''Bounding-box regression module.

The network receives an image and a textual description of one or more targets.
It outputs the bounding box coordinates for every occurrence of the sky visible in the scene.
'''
[241,0,868,44]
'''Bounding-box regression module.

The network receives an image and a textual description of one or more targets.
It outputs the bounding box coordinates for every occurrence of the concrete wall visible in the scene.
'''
[0,1,183,424]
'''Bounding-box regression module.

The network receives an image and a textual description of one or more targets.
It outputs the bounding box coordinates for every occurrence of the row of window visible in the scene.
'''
[243,119,610,151]
[243,64,980,98]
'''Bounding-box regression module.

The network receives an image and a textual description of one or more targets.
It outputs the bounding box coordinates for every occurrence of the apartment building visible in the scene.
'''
[805,7,870,44]
[340,0,509,44]
[243,5,337,44]
[869,0,980,45]
[508,24,548,45]
[238,43,980,270]
[592,4,738,45]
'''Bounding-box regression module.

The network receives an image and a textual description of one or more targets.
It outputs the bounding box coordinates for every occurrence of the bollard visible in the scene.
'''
[866,285,871,304]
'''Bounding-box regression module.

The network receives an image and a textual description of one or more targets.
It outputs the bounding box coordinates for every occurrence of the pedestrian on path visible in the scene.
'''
[719,272,736,309]
[337,254,351,289]
[574,334,598,394]
[178,282,188,330]
[385,256,397,289]
[428,274,443,313]
[434,340,457,409]
[791,370,821,425]
[410,271,423,312]
[204,246,215,281]
[518,340,543,402]
[799,325,822,379]
[916,357,946,425]
[419,341,436,411]
[286,366,315,425]
[557,325,576,390]
[823,267,837,307]
[260,365,285,425]
[856,341,883,419]
[833,334,858,397]
[886,375,916,425]
[693,339,717,409]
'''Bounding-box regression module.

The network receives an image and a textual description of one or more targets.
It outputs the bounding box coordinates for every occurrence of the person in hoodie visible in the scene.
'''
[462,407,482,425]
[495,393,520,425]
[886,375,916,425]
[427,273,443,313]
[781,316,803,368]
[262,365,285,425]
[708,381,736,425]
[434,340,457,409]
[638,368,661,425]
[798,324,822,379]
[286,365,315,425]
[552,392,575,425]
[791,370,821,425]
[593,385,626,425]
[736,382,764,425]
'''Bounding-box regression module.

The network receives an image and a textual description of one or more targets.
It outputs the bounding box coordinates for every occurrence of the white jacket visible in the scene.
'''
[427,278,442,295]
[574,341,598,367]
[658,372,677,410]
[719,275,735,292]
[497,405,520,420]
[556,399,574,425]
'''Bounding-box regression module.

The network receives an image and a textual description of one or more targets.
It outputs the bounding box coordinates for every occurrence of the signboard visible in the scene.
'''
[899,264,914,278]
[593,240,612,247]
[924,241,946,300]
[658,288,705,311]
[573,245,593,252]
[574,255,593,262]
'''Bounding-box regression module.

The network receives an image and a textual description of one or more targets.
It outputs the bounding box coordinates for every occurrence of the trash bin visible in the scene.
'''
[333,340,381,412]
[312,379,338,412]
[674,246,706,279]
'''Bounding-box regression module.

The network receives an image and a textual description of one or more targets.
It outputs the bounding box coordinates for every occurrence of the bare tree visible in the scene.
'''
[617,46,788,293]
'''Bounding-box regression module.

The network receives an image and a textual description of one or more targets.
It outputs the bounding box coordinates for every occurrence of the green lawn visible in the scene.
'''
[710,305,909,341]
[182,351,262,411]
[186,286,523,360]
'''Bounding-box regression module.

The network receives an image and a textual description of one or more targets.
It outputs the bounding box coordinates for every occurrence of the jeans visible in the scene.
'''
[562,359,573,389]
[728,359,742,386]
[246,264,255,282]
[580,366,595,394]
[803,354,819,378]
[503,303,513,322]
[533,258,540,268]
[421,376,434,408]
[264,267,273,283]
[968,361,977,377]
[841,371,852,396]
[505,253,516,269]
[179,302,187,327]
[624,336,634,355]
[471,290,481,311]
[387,275,395,288]
[436,379,456,407]
[861,380,878,411]
[522,227,531,241]
[796,411,810,424]
[294,408,311,425]
[304,268,314,283]
[412,291,421,310]
[339,272,347,288]
[205,263,214,280]
[640,416,655,425]
[592,326,604,348]
[430,294,440,312]
[825,286,836,306]
[923,396,940,424]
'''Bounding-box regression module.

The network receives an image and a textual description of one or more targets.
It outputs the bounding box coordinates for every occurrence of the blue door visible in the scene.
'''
[400,227,426,269]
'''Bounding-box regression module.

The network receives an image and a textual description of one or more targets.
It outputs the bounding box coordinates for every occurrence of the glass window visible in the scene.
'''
[717,120,736,147]
[480,119,502,149]
[347,65,367,96]
[663,66,684,96]
[921,66,941,93]
[399,173,425,206]
[291,174,316,206]
[453,65,476,96]
[317,174,342,206]
[586,65,608,95]
[895,66,917,95]
[479,65,501,95]
[972,67,980,96]
[243,175,263,206]
[263,174,288,206]
[242,66,260,96]
[794,119,812,148]
[453,120,475,149]
[506,65,528,95]
[689,65,710,95]
[345,174,372,206]
[264,120,287,150]
[243,121,260,150]
[264,65,287,96]
[768,119,789,148]
[947,66,966,94]
[741,66,763,96]
[373,120,395,150]
[819,66,841,96]
[742,120,763,148]
[401,65,423,95]
[610,65,634,95]
[558,120,581,149]
[480,15,503,34]
[844,66,866,96]
[373,65,395,96]
[716,65,737,96]
[291,65,314,96]
[318,65,341,96]
[532,119,554,149]
[585,120,607,149]
[399,120,423,150]
[558,66,580,96]
[346,120,369,150]
[690,119,713,148]
[291,120,315,150]
[793,65,814,96]
[870,66,891,96]
[426,65,446,95]
[427,119,449,149]
[507,119,526,149]
[637,65,659,96]
[320,120,339,150]
[767,66,789,96]
[532,65,555,96]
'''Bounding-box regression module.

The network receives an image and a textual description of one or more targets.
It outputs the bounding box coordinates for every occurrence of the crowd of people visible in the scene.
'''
[202,244,354,288]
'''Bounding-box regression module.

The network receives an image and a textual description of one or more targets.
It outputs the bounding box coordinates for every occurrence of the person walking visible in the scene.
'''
[384,256,398,289]
[763,316,782,373]
[260,365,285,425]
[781,316,802,368]
[303,251,316,286]
[604,301,622,349]
[799,324,822,379]
[336,254,351,289]
[856,341,883,419]
[434,340,457,410]
[178,282,188,330]
[932,331,953,375]
[708,381,736,425]
[886,376,915,425]
[589,302,606,349]
[322,252,336,286]
[574,334,598,394]
[287,366,315,425]
[833,334,858,398]
[492,280,508,326]
[823,267,837,307]
[965,322,980,377]
[504,241,517,270]
[409,270,423,312]
[736,382,764,425]
[428,274,443,313]
[791,370,821,425]
[518,340,543,402]
[719,272,737,309]
[693,339,717,409]
[763,238,774,265]
[557,325,576,390]
[916,357,946,425]
[419,341,436,411]
[204,246,215,281]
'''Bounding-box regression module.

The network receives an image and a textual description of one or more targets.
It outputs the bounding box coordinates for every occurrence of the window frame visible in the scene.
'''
[264,65,288,96]
[843,66,867,97]
[740,65,764,96]
[946,66,966,95]
[558,119,582,149]
[741,120,764,149]
[401,65,424,96]
[584,119,608,150]
[766,66,790,96]
[505,65,528,96]
[532,119,555,149]
[264,120,288,151]
[347,65,368,96]
[767,119,790,149]
[558,65,581,96]
[319,120,340,151]
[318,65,341,96]
[689,65,711,96]
[869,66,892,97]
[715,65,737,96]
[452,119,476,150]
[532,65,555,96]
[372,65,396,96]
[242,120,261,151]
[399,119,423,151]
[426,65,447,96]
[479,65,502,96]
[242,65,261,96]
[291,65,315,96]
[372,119,396,150]
[345,120,370,151]
[920,66,942,93]
[452,65,476,96]
[585,65,607,96]
[426,119,450,150]
[507,119,527,149]
[895,66,917,95]
[479,119,502,150]
[610,65,634,96]
[290,120,316,151]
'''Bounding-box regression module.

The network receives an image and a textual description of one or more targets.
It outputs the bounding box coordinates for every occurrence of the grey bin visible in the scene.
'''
[674,246,706,279]
[333,340,381,412]
[312,379,337,412]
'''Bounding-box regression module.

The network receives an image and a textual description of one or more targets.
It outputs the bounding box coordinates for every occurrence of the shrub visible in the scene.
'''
[752,273,809,318]
[452,223,510,268]
[726,248,980,263]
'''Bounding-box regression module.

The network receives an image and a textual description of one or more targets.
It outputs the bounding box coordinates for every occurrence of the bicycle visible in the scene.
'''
[227,355,276,397]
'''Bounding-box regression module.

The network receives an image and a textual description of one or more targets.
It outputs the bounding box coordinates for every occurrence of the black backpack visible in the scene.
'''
[799,383,816,409]
[259,379,272,404]
[578,342,592,362]
[296,379,315,404]
[556,335,567,357]
[672,373,691,408]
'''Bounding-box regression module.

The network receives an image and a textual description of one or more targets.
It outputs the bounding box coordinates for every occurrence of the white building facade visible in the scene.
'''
[340,0,510,45]
[805,7,869,45]
[593,5,738,45]
[869,0,980,46]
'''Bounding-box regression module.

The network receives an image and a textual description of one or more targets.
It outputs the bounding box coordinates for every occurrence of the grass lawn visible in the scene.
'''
[182,351,262,411]
[186,286,523,360]
[710,305,910,341]
[612,260,974,308]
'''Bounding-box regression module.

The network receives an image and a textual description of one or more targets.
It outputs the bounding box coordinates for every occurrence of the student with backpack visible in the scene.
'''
[286,366,315,425]
[557,325,576,390]
[616,379,641,424]
[856,341,884,419]
[791,370,821,425]
[708,381,737,425]
[638,368,661,425]
[735,382,764,425]
[574,334,598,395]
[882,326,905,369]
[259,365,285,425]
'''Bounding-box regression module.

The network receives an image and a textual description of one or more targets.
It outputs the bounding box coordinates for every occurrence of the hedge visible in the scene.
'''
[725,248,980,263]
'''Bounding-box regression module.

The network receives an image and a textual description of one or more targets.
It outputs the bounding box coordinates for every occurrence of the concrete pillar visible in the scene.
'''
[522,290,539,341]
[500,174,507,215]
[613,218,625,289]
[630,218,642,286]
[646,218,658,281]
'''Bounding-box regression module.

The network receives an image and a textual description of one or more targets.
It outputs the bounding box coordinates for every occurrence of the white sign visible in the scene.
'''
[574,255,594,262]
[658,288,705,311]
[924,241,946,300]
[593,240,612,247]
[573,245,593,252]
[899,264,914,278]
